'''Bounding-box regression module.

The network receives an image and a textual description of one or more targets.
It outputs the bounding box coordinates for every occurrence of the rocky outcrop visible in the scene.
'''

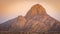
[25,4,46,20]
[0,4,60,32]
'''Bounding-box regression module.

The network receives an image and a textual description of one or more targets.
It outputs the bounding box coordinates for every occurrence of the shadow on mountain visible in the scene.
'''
[0,4,60,32]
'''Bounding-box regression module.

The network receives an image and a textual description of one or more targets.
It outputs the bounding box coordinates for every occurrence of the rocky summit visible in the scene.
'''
[0,4,60,32]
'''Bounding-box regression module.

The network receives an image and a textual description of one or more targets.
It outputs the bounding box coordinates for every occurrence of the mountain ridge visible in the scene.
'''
[0,4,60,32]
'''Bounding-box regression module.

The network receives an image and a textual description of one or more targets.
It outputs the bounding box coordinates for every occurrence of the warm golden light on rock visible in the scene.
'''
[0,4,60,33]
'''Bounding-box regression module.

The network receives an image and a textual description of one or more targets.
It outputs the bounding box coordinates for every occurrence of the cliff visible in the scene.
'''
[0,4,60,32]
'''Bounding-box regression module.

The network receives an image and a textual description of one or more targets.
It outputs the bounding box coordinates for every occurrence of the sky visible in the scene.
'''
[0,0,60,24]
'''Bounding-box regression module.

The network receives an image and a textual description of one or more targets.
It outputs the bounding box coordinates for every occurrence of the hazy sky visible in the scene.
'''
[0,0,60,24]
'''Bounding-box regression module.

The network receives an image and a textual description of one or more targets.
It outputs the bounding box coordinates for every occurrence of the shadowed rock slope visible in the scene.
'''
[0,4,60,32]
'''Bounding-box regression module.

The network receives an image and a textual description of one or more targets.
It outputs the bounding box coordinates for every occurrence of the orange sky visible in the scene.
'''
[0,0,60,23]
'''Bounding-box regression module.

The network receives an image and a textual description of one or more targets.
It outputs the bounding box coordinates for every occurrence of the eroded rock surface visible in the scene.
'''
[0,4,60,32]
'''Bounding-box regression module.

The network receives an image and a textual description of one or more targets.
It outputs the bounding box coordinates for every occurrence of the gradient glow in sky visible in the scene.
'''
[0,0,60,24]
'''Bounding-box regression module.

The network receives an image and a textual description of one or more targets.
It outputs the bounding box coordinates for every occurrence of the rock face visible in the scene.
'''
[25,4,46,20]
[0,4,60,32]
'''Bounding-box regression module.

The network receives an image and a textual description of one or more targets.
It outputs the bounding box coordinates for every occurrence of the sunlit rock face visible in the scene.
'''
[0,4,60,32]
[25,4,46,20]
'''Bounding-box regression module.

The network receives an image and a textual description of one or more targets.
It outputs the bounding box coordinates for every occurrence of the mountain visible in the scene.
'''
[0,4,60,32]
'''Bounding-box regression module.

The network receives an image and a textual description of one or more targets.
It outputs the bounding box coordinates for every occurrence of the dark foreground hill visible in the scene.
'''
[0,4,60,32]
